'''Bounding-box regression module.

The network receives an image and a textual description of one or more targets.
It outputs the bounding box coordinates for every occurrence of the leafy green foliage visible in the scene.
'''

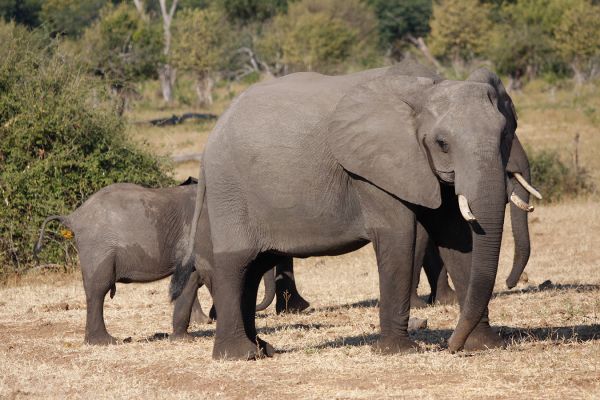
[367,0,432,49]
[221,0,288,24]
[40,0,107,37]
[528,148,594,202]
[80,3,164,92]
[171,7,232,75]
[258,0,379,73]
[0,22,173,272]
[553,0,600,82]
[0,0,42,27]
[428,0,491,63]
[485,0,569,80]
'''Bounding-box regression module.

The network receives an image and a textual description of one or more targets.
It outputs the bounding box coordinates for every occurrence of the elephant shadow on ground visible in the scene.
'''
[494,281,600,298]
[500,324,600,344]
[282,324,600,354]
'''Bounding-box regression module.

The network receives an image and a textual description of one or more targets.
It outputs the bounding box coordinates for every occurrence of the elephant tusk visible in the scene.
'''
[510,192,534,212]
[458,195,476,222]
[514,173,542,200]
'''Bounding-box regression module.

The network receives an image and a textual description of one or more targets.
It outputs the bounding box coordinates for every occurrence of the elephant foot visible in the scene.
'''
[372,336,420,355]
[276,294,310,314]
[410,294,428,309]
[212,336,275,361]
[190,309,213,325]
[85,332,118,346]
[434,288,458,305]
[463,325,504,352]
[169,332,195,342]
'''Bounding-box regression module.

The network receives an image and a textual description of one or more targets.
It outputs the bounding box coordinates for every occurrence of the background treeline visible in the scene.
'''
[2,0,600,105]
[0,0,598,272]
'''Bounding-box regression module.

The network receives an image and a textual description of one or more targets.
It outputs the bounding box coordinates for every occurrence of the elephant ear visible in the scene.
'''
[327,75,441,209]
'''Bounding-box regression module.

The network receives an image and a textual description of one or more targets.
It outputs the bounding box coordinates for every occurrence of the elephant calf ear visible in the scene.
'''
[327,75,441,209]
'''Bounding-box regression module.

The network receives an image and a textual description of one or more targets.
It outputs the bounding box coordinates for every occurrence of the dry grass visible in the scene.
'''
[2,79,599,399]
[1,199,599,399]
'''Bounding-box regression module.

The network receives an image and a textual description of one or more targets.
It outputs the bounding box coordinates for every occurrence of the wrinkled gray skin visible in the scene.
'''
[173,63,528,360]
[33,179,274,345]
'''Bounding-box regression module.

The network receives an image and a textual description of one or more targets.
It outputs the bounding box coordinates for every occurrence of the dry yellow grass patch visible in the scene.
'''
[1,199,598,399]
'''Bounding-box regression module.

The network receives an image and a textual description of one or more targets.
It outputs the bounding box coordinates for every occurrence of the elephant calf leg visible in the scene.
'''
[171,271,203,342]
[434,266,457,305]
[275,258,310,314]
[81,257,118,345]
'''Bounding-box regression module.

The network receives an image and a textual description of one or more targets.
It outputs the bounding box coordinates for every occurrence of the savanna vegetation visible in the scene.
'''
[0,0,599,398]
[1,0,598,274]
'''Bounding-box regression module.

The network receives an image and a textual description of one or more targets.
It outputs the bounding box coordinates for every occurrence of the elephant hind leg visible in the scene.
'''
[81,255,118,345]
[275,258,310,314]
[212,251,280,360]
[410,223,430,310]
[171,271,205,342]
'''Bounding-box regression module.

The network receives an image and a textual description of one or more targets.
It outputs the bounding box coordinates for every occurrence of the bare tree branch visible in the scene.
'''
[405,34,443,71]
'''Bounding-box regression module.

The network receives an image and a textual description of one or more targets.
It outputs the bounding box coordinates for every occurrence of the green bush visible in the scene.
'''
[0,23,174,273]
[528,148,594,202]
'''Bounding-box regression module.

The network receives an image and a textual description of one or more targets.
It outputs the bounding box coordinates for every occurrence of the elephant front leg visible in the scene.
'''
[410,222,430,309]
[171,271,204,342]
[434,266,457,305]
[212,253,276,360]
[371,223,420,354]
[439,247,503,350]
[275,257,310,314]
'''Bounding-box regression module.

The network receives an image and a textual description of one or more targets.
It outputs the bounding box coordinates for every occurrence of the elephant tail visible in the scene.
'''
[33,215,68,260]
[170,170,206,301]
[255,268,276,311]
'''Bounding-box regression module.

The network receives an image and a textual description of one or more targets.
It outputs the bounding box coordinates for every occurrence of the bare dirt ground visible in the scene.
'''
[1,199,599,399]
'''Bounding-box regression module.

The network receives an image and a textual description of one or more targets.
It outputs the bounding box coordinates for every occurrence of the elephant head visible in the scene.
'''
[389,60,541,291]
[327,69,519,351]
[467,68,542,289]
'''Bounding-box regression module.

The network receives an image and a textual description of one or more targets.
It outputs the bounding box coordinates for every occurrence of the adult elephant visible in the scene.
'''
[172,64,527,360]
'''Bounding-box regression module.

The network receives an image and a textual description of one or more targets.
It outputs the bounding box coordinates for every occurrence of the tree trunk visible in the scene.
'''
[159,65,174,103]
[157,0,179,104]
[405,34,443,71]
[571,62,585,86]
[195,71,214,108]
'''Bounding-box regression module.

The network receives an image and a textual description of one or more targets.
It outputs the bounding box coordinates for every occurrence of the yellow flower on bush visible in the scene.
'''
[60,229,74,239]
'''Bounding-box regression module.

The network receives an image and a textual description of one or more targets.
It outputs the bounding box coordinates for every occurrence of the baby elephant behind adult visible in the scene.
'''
[34,180,273,345]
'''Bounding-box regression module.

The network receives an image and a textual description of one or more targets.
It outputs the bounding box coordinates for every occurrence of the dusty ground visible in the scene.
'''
[1,199,599,399]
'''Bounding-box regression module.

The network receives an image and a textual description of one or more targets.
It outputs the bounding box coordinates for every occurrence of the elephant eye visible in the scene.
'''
[436,138,449,153]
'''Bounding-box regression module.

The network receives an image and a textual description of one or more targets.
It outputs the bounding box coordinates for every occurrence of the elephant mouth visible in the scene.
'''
[436,169,455,184]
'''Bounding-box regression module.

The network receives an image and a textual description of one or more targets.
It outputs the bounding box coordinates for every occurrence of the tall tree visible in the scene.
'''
[133,0,179,103]
[81,3,163,113]
[553,0,600,84]
[428,0,491,70]
[258,0,378,74]
[366,0,435,63]
[171,7,231,106]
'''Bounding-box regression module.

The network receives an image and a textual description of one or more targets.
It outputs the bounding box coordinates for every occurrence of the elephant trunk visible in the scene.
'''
[449,169,506,352]
[255,267,276,311]
[506,178,531,289]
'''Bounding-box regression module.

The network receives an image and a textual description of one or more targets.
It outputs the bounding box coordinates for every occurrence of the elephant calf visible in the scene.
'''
[34,178,274,345]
